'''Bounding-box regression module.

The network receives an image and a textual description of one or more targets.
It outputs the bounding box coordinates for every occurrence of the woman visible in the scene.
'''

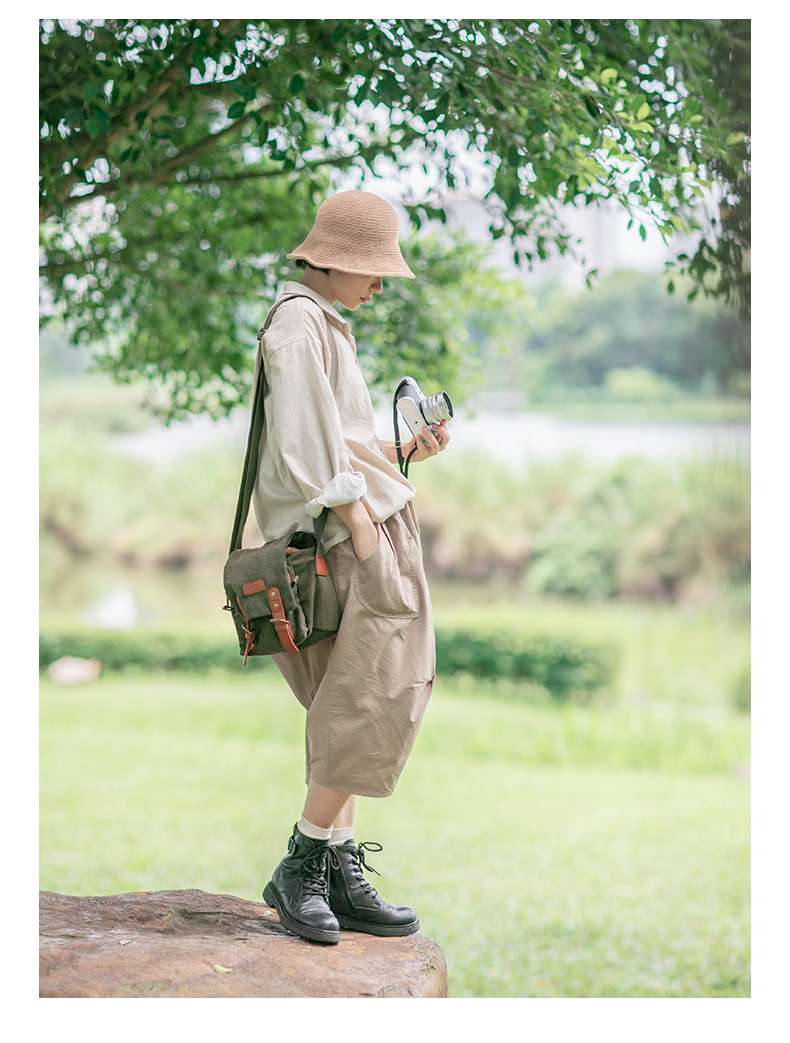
[254,190,451,945]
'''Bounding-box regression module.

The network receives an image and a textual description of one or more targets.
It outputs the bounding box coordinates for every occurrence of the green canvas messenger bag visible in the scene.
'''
[222,294,343,665]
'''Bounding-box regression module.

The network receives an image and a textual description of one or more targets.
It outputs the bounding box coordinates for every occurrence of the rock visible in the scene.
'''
[46,656,102,684]
[39,889,448,998]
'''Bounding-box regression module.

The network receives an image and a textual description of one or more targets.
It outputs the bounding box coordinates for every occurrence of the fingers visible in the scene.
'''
[419,426,441,452]
[412,420,451,460]
[428,421,450,451]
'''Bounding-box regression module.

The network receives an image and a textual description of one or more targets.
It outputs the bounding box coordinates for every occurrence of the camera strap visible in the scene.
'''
[392,379,420,480]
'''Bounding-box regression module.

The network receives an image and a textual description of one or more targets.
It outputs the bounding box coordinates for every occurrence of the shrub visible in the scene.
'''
[437,630,616,701]
[40,629,253,674]
[40,627,616,702]
[604,366,681,402]
[522,456,749,602]
[526,516,619,599]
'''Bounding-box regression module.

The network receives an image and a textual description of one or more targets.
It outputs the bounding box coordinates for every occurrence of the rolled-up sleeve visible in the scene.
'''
[264,335,367,518]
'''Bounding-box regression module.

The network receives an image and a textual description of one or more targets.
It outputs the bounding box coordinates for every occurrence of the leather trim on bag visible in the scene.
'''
[267,585,300,654]
[242,578,266,595]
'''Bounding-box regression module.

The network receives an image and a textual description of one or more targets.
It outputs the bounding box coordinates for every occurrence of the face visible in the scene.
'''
[330,271,384,310]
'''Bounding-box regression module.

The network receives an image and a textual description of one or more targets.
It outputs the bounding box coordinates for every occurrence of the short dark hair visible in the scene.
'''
[294,258,331,275]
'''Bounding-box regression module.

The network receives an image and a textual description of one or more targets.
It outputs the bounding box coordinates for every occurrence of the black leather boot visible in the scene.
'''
[262,823,340,944]
[326,839,420,937]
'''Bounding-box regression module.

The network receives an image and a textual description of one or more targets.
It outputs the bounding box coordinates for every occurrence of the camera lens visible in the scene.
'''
[421,392,453,424]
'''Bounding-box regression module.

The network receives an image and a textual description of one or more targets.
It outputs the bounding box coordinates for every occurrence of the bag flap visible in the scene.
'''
[224,534,300,618]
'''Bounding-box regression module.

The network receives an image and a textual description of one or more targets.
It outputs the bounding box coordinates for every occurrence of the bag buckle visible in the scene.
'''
[267,586,300,655]
[242,624,256,666]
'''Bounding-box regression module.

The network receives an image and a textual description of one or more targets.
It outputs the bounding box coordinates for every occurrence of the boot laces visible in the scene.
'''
[297,844,330,899]
[331,841,384,897]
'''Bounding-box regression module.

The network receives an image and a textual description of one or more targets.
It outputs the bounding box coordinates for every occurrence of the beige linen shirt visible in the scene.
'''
[251,280,416,555]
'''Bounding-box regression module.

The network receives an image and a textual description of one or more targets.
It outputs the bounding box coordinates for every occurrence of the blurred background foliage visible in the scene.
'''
[40,259,749,681]
[516,269,749,399]
[40,18,750,421]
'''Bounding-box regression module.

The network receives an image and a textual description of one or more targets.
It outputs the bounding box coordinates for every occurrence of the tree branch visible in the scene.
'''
[151,105,268,185]
[61,126,420,203]
[44,32,200,209]
[43,22,252,219]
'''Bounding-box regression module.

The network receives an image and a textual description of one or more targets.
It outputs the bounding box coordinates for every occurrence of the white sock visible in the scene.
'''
[329,825,355,846]
[297,815,332,840]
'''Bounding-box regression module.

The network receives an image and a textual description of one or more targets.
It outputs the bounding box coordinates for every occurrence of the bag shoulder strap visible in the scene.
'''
[228,293,337,556]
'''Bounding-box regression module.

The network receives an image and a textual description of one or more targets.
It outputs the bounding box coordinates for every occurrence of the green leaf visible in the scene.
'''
[232,81,257,101]
[632,121,653,133]
[85,109,110,138]
[726,131,746,145]
[227,101,246,119]
[689,114,704,124]
[638,224,647,241]
[636,102,650,121]
[290,73,306,95]
[82,80,102,102]
[600,68,618,84]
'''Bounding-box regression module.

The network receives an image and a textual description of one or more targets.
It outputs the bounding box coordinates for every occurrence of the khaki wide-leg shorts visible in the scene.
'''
[270,498,437,798]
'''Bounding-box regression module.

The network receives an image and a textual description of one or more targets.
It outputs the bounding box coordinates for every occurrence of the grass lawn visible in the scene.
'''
[432,591,750,713]
[40,670,749,997]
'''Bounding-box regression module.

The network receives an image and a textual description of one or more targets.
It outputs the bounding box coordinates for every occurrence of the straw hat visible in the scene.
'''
[286,190,416,279]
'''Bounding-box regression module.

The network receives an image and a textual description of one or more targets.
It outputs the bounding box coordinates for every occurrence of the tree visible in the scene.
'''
[655,19,750,320]
[39,18,750,419]
[521,270,750,395]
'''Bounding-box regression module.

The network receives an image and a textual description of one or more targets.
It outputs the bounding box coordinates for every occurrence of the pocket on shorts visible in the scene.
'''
[353,519,420,619]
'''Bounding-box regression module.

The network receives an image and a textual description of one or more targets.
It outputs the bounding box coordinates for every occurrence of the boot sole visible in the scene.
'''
[262,882,340,945]
[334,913,420,937]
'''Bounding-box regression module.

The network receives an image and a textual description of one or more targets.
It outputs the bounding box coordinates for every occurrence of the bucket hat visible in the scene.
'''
[287,190,416,279]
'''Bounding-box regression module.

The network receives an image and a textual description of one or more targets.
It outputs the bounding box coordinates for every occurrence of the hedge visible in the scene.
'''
[437,630,616,699]
[40,627,616,701]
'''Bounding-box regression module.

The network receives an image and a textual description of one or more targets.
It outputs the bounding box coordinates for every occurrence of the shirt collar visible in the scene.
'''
[279,280,353,337]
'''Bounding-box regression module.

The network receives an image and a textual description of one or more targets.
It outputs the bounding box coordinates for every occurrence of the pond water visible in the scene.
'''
[113,399,750,468]
[432,408,749,466]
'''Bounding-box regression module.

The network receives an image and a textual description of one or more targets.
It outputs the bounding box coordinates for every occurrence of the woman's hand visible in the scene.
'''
[330,498,379,560]
[402,419,451,463]
[351,519,380,562]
